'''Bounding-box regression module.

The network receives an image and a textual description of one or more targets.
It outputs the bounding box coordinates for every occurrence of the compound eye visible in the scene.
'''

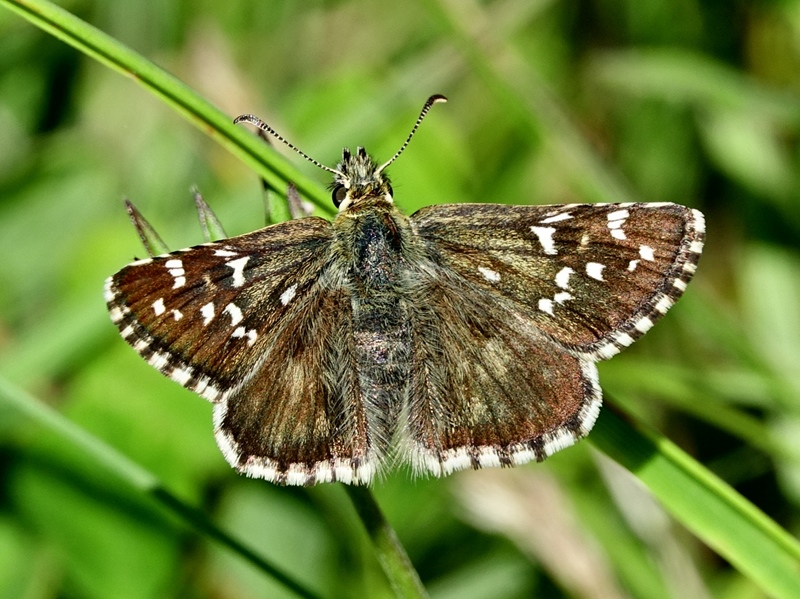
[386,183,394,197]
[332,185,347,207]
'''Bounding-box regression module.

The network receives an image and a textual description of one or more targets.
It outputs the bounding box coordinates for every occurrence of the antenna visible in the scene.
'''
[376,94,447,174]
[233,113,342,176]
[235,94,447,177]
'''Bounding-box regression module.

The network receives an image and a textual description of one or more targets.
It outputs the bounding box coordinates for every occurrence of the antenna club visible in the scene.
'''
[233,114,258,125]
[376,93,448,174]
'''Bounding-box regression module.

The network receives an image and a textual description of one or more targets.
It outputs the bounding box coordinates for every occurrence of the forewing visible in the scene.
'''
[411,202,705,360]
[105,217,333,401]
[404,268,600,476]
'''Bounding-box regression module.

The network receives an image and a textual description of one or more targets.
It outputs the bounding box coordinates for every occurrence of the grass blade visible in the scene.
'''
[344,486,429,599]
[591,408,800,599]
[0,375,326,599]
[0,0,333,215]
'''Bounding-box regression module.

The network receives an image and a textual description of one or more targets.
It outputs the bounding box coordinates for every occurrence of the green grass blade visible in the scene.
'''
[0,376,326,599]
[0,0,333,216]
[192,188,229,242]
[124,199,171,257]
[344,486,429,599]
[591,409,800,599]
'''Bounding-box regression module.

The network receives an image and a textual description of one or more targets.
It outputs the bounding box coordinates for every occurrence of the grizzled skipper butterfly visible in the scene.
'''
[105,95,705,486]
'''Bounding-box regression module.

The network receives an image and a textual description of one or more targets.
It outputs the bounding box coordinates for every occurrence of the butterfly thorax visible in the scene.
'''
[333,197,411,287]
[330,146,413,293]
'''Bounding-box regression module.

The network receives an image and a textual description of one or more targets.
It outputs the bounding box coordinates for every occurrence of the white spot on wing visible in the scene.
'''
[201,302,215,325]
[614,332,635,347]
[542,430,577,457]
[576,361,602,435]
[586,262,605,281]
[165,259,186,289]
[555,266,574,290]
[334,463,355,484]
[148,351,169,371]
[540,212,572,224]
[172,309,183,321]
[103,277,116,303]
[510,448,536,466]
[538,298,554,315]
[478,267,501,283]
[594,342,618,360]
[223,303,243,326]
[635,317,654,333]
[353,461,374,484]
[232,326,258,346]
[554,291,572,304]
[628,259,639,272]
[226,257,250,288]
[170,366,193,386]
[212,401,227,428]
[280,284,298,306]
[152,298,165,316]
[286,465,309,486]
[692,209,706,234]
[607,209,629,240]
[246,459,280,482]
[198,379,221,402]
[476,448,501,468]
[313,463,334,484]
[639,245,655,261]
[214,249,238,257]
[440,448,473,476]
[654,295,674,314]
[530,226,558,255]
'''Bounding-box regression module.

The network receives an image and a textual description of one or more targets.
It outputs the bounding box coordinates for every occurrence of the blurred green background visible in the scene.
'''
[1,0,800,598]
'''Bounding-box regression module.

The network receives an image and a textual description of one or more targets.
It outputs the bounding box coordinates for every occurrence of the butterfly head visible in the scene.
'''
[330,147,393,211]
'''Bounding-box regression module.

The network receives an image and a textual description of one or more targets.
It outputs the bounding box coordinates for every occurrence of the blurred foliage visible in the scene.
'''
[1,0,800,598]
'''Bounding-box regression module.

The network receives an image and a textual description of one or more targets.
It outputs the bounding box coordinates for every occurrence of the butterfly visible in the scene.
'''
[105,95,705,486]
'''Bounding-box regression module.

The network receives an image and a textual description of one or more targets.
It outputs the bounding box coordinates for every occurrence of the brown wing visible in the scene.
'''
[402,267,601,477]
[214,287,378,486]
[107,217,378,485]
[411,202,704,361]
